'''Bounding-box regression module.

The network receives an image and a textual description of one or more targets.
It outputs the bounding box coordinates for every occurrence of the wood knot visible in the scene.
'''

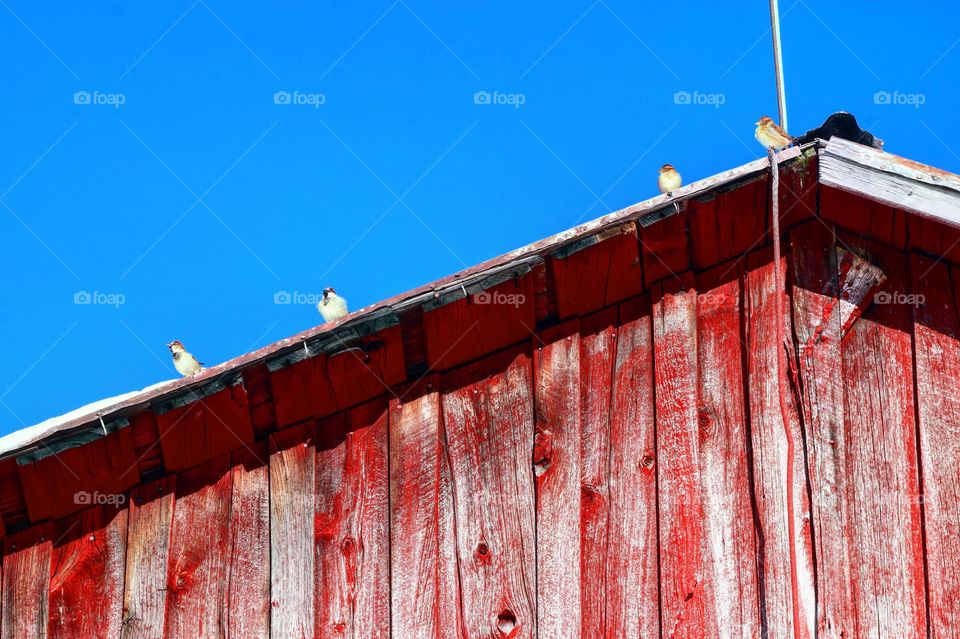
[173,571,191,591]
[496,610,517,636]
[533,430,554,476]
[474,541,493,564]
[640,453,655,472]
[697,410,716,438]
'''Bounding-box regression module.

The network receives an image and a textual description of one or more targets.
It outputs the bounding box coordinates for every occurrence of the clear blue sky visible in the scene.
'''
[1,0,957,434]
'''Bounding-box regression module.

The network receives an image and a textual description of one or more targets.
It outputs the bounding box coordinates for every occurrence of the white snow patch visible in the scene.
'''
[0,379,178,457]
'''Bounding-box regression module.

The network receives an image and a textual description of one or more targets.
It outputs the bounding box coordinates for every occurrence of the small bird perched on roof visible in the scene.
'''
[318,287,348,322]
[658,163,682,194]
[755,116,793,149]
[167,340,203,377]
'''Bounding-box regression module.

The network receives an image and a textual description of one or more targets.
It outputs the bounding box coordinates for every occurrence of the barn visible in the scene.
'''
[0,131,957,638]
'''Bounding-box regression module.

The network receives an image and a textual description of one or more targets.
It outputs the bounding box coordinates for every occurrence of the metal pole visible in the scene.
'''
[769,0,788,132]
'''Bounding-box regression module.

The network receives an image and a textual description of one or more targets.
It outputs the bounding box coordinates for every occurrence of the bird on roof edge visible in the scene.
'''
[755,116,793,150]
[318,287,348,322]
[658,163,682,195]
[167,340,203,377]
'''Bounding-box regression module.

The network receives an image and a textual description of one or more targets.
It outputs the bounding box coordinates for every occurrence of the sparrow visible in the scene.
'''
[318,287,348,322]
[167,340,203,377]
[658,164,682,194]
[755,116,793,150]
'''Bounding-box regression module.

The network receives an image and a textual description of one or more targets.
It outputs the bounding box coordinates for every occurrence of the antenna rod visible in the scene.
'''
[769,0,788,131]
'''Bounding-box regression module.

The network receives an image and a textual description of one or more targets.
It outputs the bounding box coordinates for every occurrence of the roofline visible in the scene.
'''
[821,136,960,225]
[10,137,959,461]
[0,141,813,460]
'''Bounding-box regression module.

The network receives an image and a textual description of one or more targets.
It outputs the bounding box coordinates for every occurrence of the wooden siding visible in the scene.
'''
[0,155,958,637]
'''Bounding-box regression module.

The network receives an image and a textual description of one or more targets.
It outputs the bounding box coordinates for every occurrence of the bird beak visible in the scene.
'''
[166,342,173,348]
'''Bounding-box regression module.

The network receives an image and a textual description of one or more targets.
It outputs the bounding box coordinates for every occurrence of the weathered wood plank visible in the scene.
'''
[269,356,338,428]
[325,325,407,411]
[164,454,233,638]
[641,208,689,288]
[2,522,53,639]
[907,214,960,270]
[821,185,907,250]
[156,385,254,473]
[605,296,659,637]
[422,277,536,371]
[695,264,761,637]
[776,151,818,232]
[441,347,537,638]
[839,234,926,638]
[820,136,960,227]
[744,249,815,638]
[17,426,140,522]
[689,176,768,271]
[122,476,176,639]
[911,253,960,638]
[652,274,706,637]
[389,376,462,639]
[550,224,643,319]
[314,400,390,638]
[227,443,271,639]
[48,506,127,639]
[789,222,855,637]
[577,306,617,638]
[533,320,582,638]
[269,422,316,639]
[0,459,19,537]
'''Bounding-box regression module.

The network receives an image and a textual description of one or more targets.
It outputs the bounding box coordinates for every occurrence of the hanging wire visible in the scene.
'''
[769,147,803,639]
[769,0,788,131]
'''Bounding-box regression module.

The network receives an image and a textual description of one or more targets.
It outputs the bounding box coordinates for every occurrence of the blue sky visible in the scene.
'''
[1,0,957,433]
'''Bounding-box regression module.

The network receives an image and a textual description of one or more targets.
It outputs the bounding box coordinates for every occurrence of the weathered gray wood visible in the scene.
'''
[695,266,762,638]
[652,277,705,636]
[389,378,462,639]
[227,445,271,639]
[577,307,617,638]
[122,476,176,639]
[314,402,390,639]
[533,321,582,639]
[744,251,816,638]
[2,523,53,639]
[605,297,659,638]
[911,254,960,637]
[269,423,316,639]
[163,456,232,639]
[821,136,960,226]
[441,349,537,639]
[790,223,855,636]
[840,234,926,637]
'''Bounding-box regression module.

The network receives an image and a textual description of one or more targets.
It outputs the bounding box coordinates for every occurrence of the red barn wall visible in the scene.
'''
[0,157,957,637]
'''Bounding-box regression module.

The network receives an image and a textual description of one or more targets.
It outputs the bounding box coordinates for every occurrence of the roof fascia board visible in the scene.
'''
[820,136,960,227]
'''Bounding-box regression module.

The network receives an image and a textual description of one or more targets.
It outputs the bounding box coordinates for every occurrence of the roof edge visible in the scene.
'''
[1,142,817,461]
